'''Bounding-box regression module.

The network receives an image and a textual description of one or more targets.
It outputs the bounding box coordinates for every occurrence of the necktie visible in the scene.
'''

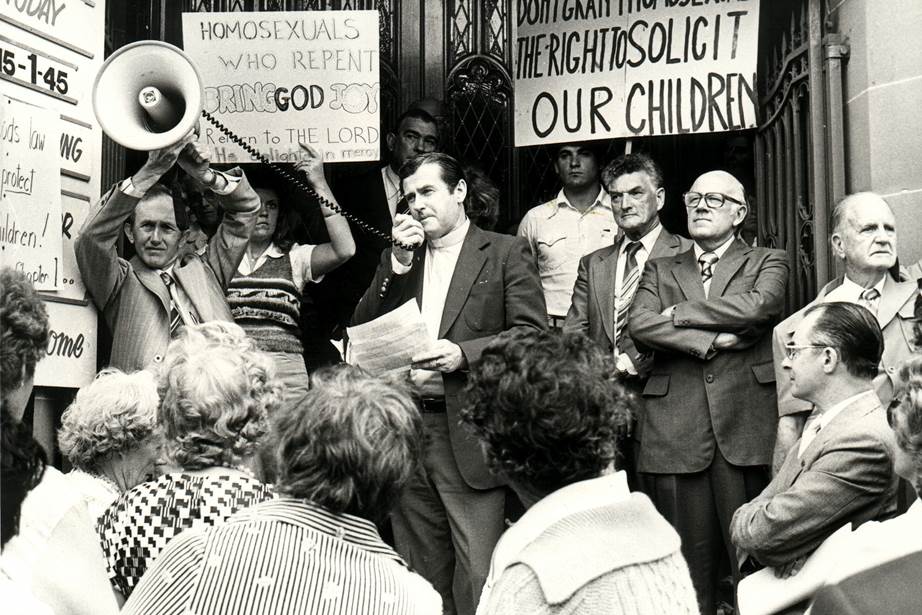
[698,251,719,294]
[614,241,643,352]
[798,416,823,457]
[160,272,199,336]
[858,287,881,316]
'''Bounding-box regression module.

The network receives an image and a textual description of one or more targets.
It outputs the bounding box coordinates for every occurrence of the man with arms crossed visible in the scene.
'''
[628,170,788,615]
[352,153,546,615]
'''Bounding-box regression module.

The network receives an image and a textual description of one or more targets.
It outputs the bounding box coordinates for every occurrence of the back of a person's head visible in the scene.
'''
[0,268,49,410]
[157,322,281,470]
[462,329,633,496]
[58,368,159,473]
[273,365,422,522]
[1,408,46,548]
[803,302,883,380]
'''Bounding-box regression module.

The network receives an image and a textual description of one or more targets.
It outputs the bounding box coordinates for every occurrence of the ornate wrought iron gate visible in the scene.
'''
[755,0,847,312]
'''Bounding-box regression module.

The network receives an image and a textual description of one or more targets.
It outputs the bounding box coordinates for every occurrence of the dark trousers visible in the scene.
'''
[639,450,769,615]
[391,413,506,615]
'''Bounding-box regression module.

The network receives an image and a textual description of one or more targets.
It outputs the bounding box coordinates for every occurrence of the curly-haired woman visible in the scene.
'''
[461,329,698,615]
[58,369,161,520]
[98,322,279,602]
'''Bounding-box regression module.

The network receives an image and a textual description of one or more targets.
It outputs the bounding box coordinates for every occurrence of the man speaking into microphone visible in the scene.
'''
[351,152,546,615]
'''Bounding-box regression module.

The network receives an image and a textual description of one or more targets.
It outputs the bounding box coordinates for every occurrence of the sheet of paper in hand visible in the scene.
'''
[346,300,434,377]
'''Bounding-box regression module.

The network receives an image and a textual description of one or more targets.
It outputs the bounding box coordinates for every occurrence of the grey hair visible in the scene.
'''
[274,365,423,522]
[58,368,159,472]
[157,322,282,470]
[830,191,892,235]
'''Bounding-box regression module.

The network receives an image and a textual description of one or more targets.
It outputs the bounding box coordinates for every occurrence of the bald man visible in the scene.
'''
[772,192,921,473]
[628,170,789,615]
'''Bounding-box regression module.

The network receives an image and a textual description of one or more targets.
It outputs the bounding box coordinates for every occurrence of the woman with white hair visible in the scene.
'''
[97,322,279,603]
[58,368,161,520]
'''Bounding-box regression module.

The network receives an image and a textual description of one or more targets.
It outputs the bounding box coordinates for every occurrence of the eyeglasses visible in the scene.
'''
[683,192,744,209]
[784,344,828,360]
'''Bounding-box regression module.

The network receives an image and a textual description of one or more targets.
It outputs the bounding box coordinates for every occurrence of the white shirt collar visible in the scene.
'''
[238,243,285,275]
[835,274,887,303]
[548,187,611,219]
[619,222,663,257]
[693,234,736,260]
[428,217,470,250]
[817,389,878,430]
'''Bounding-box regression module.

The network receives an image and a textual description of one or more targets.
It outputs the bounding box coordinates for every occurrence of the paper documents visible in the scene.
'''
[346,300,434,376]
[737,524,852,615]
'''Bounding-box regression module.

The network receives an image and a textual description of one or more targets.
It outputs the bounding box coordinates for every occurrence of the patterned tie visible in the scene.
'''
[858,287,881,316]
[698,251,719,287]
[613,241,643,352]
[160,272,184,336]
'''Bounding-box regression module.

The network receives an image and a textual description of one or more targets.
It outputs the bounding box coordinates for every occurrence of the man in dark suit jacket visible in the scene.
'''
[731,302,898,577]
[75,134,259,371]
[312,108,440,336]
[628,170,789,615]
[352,153,546,615]
[564,153,692,486]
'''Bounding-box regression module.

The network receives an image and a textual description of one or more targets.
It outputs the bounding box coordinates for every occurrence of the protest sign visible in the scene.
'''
[0,95,62,291]
[182,10,381,164]
[514,0,760,146]
[34,299,97,389]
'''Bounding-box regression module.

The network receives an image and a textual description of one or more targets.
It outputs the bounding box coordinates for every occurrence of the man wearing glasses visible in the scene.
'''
[771,192,921,478]
[731,302,898,580]
[628,170,788,615]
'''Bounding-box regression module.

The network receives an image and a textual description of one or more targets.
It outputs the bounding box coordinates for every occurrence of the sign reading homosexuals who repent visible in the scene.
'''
[514,0,760,146]
[182,11,380,164]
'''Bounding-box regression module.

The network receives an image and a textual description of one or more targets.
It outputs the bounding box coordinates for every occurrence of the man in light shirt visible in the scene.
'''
[771,192,921,474]
[351,153,546,615]
[518,142,615,328]
[731,302,898,580]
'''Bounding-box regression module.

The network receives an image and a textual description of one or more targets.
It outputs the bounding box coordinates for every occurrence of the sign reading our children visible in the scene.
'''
[514,0,761,146]
[182,10,380,164]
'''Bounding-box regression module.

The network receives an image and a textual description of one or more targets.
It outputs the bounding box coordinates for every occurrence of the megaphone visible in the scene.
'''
[93,41,203,151]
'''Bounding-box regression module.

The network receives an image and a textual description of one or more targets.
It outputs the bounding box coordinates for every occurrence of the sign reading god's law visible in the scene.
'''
[514,0,760,146]
[182,10,380,164]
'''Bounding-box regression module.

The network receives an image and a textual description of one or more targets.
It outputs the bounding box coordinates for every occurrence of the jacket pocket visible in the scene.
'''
[642,374,670,397]
[751,360,776,384]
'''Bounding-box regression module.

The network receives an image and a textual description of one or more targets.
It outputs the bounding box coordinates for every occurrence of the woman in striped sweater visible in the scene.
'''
[226,143,355,415]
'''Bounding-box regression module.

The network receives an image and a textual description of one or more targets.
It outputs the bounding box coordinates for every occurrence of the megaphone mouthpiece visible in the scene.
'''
[138,86,185,133]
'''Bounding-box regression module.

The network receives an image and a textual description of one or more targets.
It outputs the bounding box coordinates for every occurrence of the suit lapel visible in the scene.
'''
[439,226,487,337]
[132,257,171,314]
[708,239,749,298]
[173,262,209,319]
[878,274,916,328]
[594,248,618,344]
[648,228,682,260]
[672,249,706,301]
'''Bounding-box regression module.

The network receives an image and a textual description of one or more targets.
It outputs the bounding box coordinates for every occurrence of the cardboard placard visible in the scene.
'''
[182,10,381,164]
[514,0,761,146]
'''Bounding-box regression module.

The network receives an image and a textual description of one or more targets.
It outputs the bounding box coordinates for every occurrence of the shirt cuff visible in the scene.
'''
[210,171,241,195]
[120,177,146,198]
[391,253,412,275]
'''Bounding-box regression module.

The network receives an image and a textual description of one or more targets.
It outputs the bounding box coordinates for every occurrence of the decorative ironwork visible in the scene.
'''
[756,1,818,310]
[447,56,512,222]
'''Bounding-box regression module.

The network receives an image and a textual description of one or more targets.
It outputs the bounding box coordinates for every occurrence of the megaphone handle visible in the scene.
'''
[200,110,416,252]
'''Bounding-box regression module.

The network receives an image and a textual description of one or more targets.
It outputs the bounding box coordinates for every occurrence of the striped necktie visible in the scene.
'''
[858,287,881,316]
[160,272,183,336]
[614,241,643,352]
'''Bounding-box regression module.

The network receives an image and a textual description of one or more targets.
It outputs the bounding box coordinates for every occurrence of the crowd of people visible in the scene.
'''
[1,102,921,615]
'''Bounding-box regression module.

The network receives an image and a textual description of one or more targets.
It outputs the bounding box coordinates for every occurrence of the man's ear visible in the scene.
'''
[124,221,136,245]
[733,203,749,229]
[655,187,666,211]
[385,131,396,154]
[830,232,845,259]
[822,347,838,374]
[454,178,468,204]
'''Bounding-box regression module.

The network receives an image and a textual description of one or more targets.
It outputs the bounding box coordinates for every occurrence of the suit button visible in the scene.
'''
[705,374,714,383]
[153,355,163,363]
[887,366,895,373]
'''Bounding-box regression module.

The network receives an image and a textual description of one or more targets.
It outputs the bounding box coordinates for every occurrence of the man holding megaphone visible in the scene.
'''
[75,130,261,371]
